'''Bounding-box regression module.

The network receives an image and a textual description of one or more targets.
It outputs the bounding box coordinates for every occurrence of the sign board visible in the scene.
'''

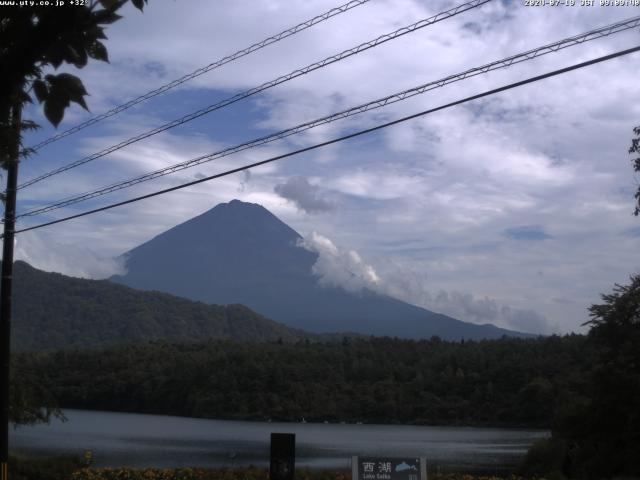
[352,457,427,480]
[270,433,295,480]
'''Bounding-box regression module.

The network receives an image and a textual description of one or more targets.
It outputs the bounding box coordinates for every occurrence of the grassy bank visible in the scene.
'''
[7,459,536,480]
[9,454,84,480]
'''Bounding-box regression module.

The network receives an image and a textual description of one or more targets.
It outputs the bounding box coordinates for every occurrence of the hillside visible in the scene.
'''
[113,199,531,340]
[10,261,312,351]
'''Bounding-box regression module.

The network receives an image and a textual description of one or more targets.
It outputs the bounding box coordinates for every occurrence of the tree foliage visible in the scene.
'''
[582,276,640,477]
[1,0,148,425]
[630,126,640,216]
[0,0,148,169]
[546,276,640,478]
[9,357,63,426]
[15,335,592,428]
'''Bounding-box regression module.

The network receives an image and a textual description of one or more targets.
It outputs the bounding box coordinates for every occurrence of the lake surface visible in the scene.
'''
[10,409,548,473]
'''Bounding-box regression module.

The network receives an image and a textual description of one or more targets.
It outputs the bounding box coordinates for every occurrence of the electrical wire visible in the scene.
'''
[17,0,491,190]
[26,0,373,153]
[11,44,640,236]
[16,14,640,220]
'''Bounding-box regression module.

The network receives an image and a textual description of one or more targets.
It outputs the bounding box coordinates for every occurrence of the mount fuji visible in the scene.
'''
[111,200,530,340]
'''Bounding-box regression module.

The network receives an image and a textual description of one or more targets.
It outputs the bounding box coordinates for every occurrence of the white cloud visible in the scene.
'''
[14,0,640,335]
[299,231,556,333]
[14,231,126,279]
[299,231,380,292]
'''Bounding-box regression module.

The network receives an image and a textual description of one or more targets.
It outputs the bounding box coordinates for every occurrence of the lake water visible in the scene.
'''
[10,409,548,473]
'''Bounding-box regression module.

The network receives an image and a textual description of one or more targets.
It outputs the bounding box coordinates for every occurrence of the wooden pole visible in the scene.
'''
[0,103,22,480]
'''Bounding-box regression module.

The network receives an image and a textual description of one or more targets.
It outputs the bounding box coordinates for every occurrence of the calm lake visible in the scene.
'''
[10,409,548,473]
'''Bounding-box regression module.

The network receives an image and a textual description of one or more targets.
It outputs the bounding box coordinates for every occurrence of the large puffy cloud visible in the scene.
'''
[299,231,380,292]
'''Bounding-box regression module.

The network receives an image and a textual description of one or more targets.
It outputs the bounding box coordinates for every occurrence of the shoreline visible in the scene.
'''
[34,407,552,431]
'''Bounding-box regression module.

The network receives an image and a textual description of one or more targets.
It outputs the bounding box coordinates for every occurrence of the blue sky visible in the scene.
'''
[11,0,640,334]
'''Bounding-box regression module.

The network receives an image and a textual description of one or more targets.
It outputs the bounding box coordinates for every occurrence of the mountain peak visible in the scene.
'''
[132,200,302,253]
[196,198,272,220]
[216,198,262,210]
[228,198,251,206]
[113,201,531,340]
[196,199,286,226]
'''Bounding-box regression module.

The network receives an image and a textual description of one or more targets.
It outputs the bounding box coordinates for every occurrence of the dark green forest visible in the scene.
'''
[10,261,314,350]
[15,335,589,428]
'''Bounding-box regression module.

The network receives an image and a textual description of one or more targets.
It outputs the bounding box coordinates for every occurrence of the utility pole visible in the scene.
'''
[0,103,22,480]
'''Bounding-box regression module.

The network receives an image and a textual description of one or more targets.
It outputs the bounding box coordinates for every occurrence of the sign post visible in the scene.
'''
[270,433,295,480]
[352,457,427,480]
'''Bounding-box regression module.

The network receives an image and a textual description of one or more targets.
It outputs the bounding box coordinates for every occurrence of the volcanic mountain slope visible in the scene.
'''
[111,200,531,340]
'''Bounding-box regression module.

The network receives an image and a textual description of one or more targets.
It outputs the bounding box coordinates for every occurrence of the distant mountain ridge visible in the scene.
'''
[112,199,531,340]
[9,261,314,351]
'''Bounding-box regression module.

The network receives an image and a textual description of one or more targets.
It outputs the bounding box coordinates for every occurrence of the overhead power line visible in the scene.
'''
[26,0,373,153]
[11,45,640,236]
[17,0,491,191]
[16,14,640,220]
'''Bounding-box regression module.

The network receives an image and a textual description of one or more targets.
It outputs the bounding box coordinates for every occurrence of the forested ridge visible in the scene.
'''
[15,335,590,428]
[10,261,315,350]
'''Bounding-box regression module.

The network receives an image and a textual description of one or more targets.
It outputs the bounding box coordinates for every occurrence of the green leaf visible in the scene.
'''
[19,90,32,105]
[65,44,88,69]
[74,95,89,111]
[49,73,88,97]
[92,9,123,25]
[43,97,68,127]
[45,42,66,69]
[131,0,146,11]
[87,25,108,40]
[50,73,90,111]
[32,79,49,103]
[20,146,38,160]
[87,41,109,63]
[42,73,90,124]
[98,0,120,7]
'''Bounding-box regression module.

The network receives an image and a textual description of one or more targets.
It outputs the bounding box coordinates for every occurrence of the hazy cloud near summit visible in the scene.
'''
[274,176,334,214]
[301,231,556,334]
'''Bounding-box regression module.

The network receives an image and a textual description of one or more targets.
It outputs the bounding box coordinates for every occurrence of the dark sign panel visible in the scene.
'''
[352,457,427,480]
[270,433,295,480]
